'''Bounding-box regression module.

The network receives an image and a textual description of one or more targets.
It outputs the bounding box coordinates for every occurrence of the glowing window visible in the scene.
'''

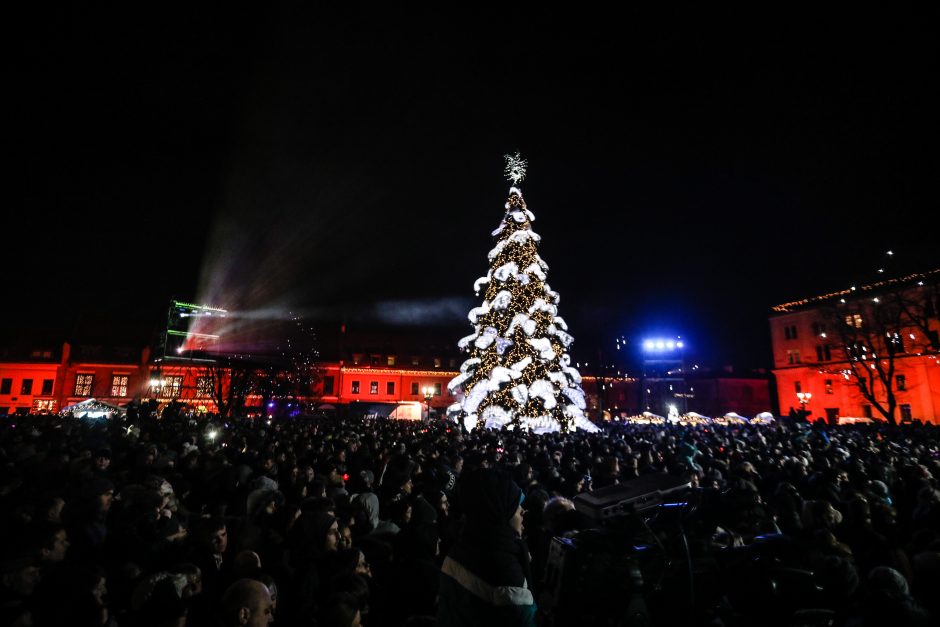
[110,375,128,397]
[163,376,183,398]
[74,374,94,396]
[196,377,213,397]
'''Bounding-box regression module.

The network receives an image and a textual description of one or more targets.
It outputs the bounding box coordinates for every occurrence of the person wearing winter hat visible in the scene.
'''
[93,448,112,474]
[68,476,115,559]
[438,468,535,627]
[867,479,892,505]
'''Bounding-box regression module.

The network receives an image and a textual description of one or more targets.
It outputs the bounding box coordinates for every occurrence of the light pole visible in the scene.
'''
[796,391,812,421]
[423,385,434,421]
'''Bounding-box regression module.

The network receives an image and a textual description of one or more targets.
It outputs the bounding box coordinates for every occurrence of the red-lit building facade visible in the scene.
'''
[770,270,940,424]
[1,323,772,421]
[0,343,151,416]
[0,345,463,418]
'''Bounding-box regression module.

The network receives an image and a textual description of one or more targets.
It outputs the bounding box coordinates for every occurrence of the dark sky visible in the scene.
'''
[7,6,939,369]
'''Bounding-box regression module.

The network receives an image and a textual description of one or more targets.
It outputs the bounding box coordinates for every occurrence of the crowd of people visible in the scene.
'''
[0,411,938,626]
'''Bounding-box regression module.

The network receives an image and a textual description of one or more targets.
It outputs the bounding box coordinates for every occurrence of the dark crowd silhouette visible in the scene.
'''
[1,410,937,626]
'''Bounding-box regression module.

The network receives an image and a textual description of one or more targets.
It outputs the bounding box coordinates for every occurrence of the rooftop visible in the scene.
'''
[771,268,940,314]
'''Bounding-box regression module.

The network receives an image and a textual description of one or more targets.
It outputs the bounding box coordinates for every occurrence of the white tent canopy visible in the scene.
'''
[61,398,126,418]
[751,411,776,424]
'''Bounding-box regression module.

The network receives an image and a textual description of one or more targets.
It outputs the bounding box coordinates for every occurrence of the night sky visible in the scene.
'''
[8,6,939,370]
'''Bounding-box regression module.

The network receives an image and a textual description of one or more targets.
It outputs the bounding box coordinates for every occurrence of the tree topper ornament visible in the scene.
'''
[504,152,527,185]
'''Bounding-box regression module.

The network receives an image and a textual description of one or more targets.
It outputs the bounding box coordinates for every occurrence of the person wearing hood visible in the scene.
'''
[349,470,379,535]
[438,468,535,627]
[237,480,287,576]
[284,510,340,624]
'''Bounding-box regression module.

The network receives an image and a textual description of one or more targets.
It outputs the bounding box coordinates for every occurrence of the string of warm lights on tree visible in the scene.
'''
[447,155,598,433]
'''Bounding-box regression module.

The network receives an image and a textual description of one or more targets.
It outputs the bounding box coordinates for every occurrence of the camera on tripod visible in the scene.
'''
[539,475,692,627]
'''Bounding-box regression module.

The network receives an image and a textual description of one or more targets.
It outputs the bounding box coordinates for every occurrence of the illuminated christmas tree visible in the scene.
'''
[447,154,599,433]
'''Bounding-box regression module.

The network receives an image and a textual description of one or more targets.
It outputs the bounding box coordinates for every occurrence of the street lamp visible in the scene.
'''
[796,392,812,419]
[423,385,434,421]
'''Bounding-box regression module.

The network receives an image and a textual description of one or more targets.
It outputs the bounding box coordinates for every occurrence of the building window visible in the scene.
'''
[434,382,442,396]
[0,379,11,395]
[163,376,183,398]
[825,379,834,394]
[449,358,457,368]
[196,377,213,398]
[41,379,54,395]
[74,374,94,396]
[387,356,396,366]
[794,381,802,394]
[900,404,912,422]
[811,322,827,336]
[845,314,863,329]
[787,350,801,364]
[784,325,798,340]
[815,345,832,362]
[386,381,395,395]
[862,405,873,418]
[352,354,363,365]
[111,375,128,397]
[370,381,378,394]
[323,376,335,395]
[20,379,33,395]
[32,399,57,413]
[411,382,419,395]
[434,358,441,368]
[411,356,420,366]
[896,374,906,391]
[351,381,360,394]
[371,355,381,366]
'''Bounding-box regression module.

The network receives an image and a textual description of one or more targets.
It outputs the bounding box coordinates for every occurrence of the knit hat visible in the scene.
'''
[868,480,890,500]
